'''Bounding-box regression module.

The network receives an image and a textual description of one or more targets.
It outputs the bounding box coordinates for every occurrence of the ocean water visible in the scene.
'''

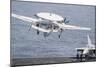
[11,1,96,58]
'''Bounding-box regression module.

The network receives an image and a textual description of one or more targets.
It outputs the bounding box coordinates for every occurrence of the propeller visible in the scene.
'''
[43,30,52,37]
[64,18,66,22]
[58,28,64,38]
[28,23,40,35]
[37,30,40,35]
[36,24,40,35]
[28,24,32,31]
[34,14,37,17]
[64,18,70,24]
[43,32,49,37]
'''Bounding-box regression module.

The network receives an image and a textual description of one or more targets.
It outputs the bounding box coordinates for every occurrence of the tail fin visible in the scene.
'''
[87,35,92,45]
[87,35,95,48]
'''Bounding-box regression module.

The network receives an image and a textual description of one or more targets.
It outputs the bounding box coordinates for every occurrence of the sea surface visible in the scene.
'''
[11,1,96,58]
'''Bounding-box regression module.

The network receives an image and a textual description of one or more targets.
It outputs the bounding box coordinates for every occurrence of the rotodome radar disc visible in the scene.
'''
[36,12,64,21]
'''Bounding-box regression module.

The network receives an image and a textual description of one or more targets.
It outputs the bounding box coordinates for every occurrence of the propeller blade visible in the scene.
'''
[58,34,61,38]
[64,17,70,24]
[37,30,40,35]
[28,24,32,31]
[65,20,70,24]
[36,24,40,35]
[43,29,53,37]
[64,18,66,22]
[34,14,38,18]
[58,28,63,38]
[43,32,48,37]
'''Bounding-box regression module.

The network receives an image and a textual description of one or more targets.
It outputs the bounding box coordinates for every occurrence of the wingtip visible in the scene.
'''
[83,27,91,31]
[88,28,91,30]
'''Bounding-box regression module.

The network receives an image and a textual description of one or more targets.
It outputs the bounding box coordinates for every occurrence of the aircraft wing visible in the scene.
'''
[12,13,42,23]
[76,47,95,54]
[76,47,95,50]
[63,25,91,30]
[12,13,52,33]
[52,21,91,31]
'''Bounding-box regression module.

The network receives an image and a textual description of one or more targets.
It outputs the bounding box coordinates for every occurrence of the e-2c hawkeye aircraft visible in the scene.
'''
[12,12,91,38]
